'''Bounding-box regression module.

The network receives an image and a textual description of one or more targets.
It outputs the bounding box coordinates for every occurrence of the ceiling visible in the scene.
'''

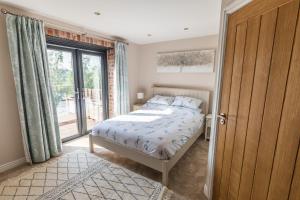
[0,0,222,44]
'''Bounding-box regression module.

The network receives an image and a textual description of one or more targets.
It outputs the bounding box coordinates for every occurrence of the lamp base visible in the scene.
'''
[137,99,144,105]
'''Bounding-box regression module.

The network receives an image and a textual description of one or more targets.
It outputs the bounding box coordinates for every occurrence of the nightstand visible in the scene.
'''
[205,114,212,141]
[133,103,143,111]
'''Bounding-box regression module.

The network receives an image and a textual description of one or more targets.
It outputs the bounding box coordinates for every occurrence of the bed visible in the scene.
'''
[89,86,210,185]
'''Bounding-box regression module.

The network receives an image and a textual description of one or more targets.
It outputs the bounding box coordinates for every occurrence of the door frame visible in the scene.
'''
[204,0,252,199]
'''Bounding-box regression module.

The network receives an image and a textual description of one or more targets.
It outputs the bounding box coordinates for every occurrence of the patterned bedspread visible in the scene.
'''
[91,103,205,160]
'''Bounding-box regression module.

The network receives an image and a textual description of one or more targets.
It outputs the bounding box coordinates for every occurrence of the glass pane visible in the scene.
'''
[47,49,79,140]
[82,54,103,130]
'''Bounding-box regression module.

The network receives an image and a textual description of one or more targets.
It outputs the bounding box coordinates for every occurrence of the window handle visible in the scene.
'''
[75,88,80,100]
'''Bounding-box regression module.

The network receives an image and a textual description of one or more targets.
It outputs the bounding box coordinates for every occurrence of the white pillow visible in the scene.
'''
[147,95,174,105]
[171,96,203,109]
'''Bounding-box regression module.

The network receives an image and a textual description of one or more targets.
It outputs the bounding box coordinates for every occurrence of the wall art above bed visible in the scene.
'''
[157,49,215,73]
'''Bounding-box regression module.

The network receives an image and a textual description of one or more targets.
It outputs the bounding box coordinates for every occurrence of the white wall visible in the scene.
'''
[136,35,219,110]
[0,10,25,166]
[222,0,236,7]
[127,43,140,110]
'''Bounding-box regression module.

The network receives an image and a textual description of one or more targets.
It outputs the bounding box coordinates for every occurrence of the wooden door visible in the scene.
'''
[213,0,300,200]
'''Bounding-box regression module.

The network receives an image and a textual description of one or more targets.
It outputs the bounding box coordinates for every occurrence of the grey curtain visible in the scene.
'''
[6,14,62,163]
[114,42,130,115]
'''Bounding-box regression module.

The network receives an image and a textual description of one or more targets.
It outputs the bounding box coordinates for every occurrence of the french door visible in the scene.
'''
[47,44,108,142]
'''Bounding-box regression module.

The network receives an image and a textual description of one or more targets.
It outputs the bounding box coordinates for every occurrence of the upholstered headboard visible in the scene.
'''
[152,86,210,115]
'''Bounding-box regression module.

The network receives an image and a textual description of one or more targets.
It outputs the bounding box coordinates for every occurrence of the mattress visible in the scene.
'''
[91,103,205,160]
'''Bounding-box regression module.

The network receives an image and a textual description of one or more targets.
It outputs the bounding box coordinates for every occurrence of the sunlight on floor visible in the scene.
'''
[63,135,103,149]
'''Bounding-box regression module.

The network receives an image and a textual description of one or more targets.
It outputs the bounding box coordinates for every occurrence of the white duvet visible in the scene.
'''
[91,103,205,160]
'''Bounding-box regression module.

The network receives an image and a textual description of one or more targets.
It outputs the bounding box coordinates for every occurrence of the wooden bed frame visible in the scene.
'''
[89,86,210,185]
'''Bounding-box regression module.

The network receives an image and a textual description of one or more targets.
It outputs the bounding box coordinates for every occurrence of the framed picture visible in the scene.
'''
[157,49,215,73]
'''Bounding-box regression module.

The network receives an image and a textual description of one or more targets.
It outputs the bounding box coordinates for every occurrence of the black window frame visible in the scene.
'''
[46,36,110,142]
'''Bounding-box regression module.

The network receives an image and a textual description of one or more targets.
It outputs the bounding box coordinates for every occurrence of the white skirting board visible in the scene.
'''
[203,183,209,198]
[0,157,26,173]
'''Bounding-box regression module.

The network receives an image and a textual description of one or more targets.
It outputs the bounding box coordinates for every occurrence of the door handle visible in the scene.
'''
[217,113,227,125]
[75,88,80,100]
[82,90,86,100]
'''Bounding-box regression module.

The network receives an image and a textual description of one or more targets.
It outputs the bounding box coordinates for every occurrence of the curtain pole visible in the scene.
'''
[1,8,43,22]
[1,8,12,15]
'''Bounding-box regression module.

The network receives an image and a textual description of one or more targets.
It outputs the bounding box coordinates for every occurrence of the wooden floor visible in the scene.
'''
[59,118,97,139]
[0,135,209,200]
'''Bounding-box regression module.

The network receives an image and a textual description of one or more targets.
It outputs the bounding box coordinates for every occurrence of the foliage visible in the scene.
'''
[47,50,101,106]
[82,55,101,89]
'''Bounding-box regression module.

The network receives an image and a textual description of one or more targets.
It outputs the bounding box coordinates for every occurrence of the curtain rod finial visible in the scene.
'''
[1,8,8,14]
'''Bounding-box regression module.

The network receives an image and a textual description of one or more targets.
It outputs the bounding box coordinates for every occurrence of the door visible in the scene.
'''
[47,46,108,141]
[47,47,81,141]
[213,0,300,200]
[80,52,107,132]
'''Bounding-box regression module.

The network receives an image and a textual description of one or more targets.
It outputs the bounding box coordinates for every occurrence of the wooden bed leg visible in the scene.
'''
[162,161,169,186]
[89,134,94,153]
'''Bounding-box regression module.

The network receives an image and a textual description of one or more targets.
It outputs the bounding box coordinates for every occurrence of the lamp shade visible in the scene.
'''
[137,92,144,100]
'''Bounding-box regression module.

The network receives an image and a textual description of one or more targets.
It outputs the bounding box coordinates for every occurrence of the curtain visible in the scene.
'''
[5,14,62,163]
[114,42,130,115]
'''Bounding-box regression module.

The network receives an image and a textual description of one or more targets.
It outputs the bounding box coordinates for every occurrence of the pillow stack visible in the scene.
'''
[147,95,202,109]
[147,95,174,105]
[171,96,202,109]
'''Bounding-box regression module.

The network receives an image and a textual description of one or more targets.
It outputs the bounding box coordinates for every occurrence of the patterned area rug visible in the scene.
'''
[0,151,177,200]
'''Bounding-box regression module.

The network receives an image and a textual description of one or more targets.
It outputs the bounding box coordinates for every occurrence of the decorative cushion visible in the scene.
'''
[171,96,203,109]
[147,95,175,105]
